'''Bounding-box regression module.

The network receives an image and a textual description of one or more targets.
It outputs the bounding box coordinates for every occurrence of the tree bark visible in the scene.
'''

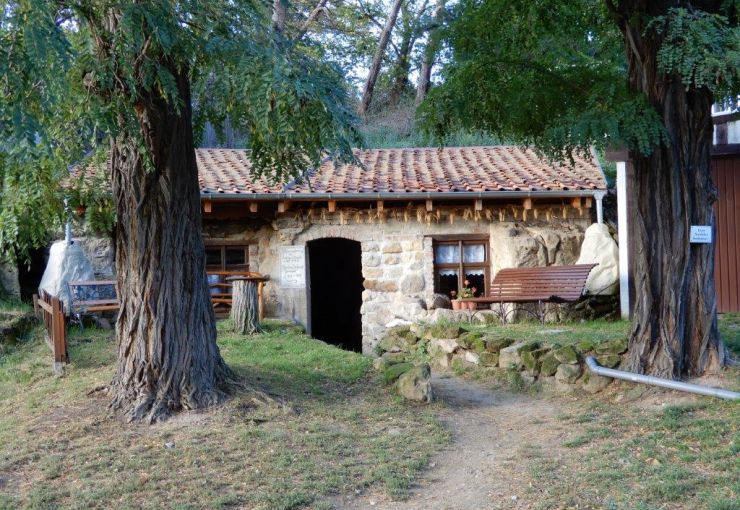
[388,6,415,108]
[614,1,728,378]
[359,0,404,116]
[415,0,445,105]
[273,0,287,33]
[231,280,261,335]
[108,62,231,423]
[296,0,329,40]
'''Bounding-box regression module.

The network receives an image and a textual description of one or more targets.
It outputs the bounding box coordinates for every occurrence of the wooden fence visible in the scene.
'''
[32,270,268,372]
[33,290,68,373]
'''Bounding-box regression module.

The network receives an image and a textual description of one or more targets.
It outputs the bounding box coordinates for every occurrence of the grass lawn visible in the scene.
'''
[0,320,447,509]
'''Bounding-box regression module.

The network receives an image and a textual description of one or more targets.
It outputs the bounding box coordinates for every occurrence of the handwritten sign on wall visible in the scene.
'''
[280,245,306,288]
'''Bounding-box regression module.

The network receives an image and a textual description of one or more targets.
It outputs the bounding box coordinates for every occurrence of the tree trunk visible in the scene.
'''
[231,280,261,335]
[108,63,230,423]
[388,8,415,108]
[273,0,287,33]
[616,1,727,378]
[359,0,404,116]
[415,0,445,105]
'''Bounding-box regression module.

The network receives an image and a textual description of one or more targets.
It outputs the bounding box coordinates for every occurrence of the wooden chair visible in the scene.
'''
[67,280,119,329]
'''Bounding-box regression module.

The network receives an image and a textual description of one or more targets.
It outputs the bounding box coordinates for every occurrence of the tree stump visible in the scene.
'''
[231,279,261,334]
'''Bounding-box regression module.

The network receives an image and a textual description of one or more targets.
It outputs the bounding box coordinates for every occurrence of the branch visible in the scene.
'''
[295,0,330,40]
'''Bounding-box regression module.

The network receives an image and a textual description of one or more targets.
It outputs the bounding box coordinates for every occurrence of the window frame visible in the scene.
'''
[204,241,250,272]
[432,236,489,297]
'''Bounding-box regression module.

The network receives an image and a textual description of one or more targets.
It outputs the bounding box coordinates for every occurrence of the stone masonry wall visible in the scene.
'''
[84,207,591,355]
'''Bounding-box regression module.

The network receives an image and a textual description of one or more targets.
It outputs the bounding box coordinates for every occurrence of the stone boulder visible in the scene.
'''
[428,293,452,310]
[576,223,619,295]
[582,372,613,394]
[553,345,579,364]
[539,352,560,377]
[39,241,96,312]
[396,364,433,402]
[485,337,515,353]
[498,341,538,369]
[479,352,499,367]
[594,338,628,355]
[555,363,582,384]
[425,323,464,340]
[0,263,20,299]
[429,338,460,354]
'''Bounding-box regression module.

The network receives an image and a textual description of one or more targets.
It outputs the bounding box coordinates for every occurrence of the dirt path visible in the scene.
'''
[329,375,573,510]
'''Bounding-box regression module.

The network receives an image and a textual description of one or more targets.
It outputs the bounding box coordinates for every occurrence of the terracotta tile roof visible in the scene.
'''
[197,146,605,196]
[74,146,606,196]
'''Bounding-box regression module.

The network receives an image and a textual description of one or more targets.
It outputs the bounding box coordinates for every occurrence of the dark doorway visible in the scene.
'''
[17,246,48,302]
[308,238,363,352]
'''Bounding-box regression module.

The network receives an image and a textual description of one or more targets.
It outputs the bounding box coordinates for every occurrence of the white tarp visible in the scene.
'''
[39,241,96,310]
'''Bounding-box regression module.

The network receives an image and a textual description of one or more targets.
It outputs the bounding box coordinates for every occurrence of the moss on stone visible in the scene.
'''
[577,339,595,352]
[595,337,628,355]
[427,323,464,339]
[553,345,579,364]
[539,352,560,377]
[521,350,540,375]
[484,337,515,353]
[595,354,622,368]
[479,352,499,367]
[381,362,414,385]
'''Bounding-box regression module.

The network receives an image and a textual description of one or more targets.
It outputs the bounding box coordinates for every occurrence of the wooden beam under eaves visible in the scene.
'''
[474,199,483,211]
[249,202,258,213]
[376,200,384,212]
[327,200,337,213]
[426,199,433,212]
[584,197,593,209]
[203,200,212,213]
[522,198,533,210]
[571,197,582,209]
[277,201,290,213]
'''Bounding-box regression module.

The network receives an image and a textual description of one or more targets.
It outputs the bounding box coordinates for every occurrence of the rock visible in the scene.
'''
[484,337,515,353]
[0,263,20,299]
[396,364,433,402]
[39,240,96,312]
[77,236,114,278]
[521,350,540,375]
[381,352,407,364]
[594,337,628,355]
[433,353,454,369]
[430,338,460,354]
[576,223,619,295]
[582,373,613,394]
[428,294,452,310]
[400,274,425,294]
[539,352,560,377]
[382,242,403,254]
[373,357,389,371]
[378,326,418,353]
[595,354,622,368]
[498,341,532,369]
[553,345,579,364]
[426,308,458,324]
[382,362,414,385]
[458,332,485,352]
[520,374,536,385]
[426,323,464,339]
[555,363,582,384]
[577,339,595,352]
[463,351,481,365]
[385,319,412,329]
[479,352,499,367]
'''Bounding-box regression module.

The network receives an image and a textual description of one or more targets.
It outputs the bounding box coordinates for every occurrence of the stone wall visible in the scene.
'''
[81,207,591,355]
[201,207,589,354]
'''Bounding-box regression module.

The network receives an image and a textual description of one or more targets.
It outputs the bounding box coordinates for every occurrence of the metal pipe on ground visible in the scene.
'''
[584,356,740,400]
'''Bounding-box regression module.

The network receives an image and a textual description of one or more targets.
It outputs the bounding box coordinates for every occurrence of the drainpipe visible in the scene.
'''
[585,356,740,400]
[64,199,73,245]
[593,191,606,225]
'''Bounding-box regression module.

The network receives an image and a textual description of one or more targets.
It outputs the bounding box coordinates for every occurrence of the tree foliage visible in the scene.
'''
[419,0,739,160]
[0,0,361,260]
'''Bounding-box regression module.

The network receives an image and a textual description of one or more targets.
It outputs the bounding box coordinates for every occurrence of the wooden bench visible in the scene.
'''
[461,263,598,322]
[67,279,119,329]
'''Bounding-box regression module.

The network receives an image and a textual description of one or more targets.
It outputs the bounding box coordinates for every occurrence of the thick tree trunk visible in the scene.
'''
[231,280,260,335]
[108,64,230,422]
[359,0,404,116]
[616,1,727,378]
[273,0,287,33]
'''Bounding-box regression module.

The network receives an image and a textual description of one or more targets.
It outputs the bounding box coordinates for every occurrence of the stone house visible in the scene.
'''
[1,145,608,354]
[194,146,607,353]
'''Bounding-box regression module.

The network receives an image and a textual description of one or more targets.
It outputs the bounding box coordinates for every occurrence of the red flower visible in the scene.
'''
[463,279,470,286]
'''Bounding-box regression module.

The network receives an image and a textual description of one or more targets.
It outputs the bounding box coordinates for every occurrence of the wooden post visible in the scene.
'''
[231,279,261,334]
[474,199,483,211]
[376,200,384,213]
[249,202,258,213]
[203,200,212,213]
[426,199,434,212]
[522,197,533,210]
[327,200,337,213]
[51,296,67,373]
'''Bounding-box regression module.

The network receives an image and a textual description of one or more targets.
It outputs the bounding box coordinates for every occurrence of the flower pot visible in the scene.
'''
[466,301,477,311]
[452,300,462,310]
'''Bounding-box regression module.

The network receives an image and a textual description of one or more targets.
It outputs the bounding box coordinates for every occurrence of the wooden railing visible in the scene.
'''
[33,290,68,373]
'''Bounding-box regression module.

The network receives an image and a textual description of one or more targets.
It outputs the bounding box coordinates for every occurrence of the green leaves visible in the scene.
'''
[650,8,740,96]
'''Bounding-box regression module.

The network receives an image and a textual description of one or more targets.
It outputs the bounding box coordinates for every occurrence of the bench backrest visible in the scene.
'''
[67,280,118,305]
[488,264,597,303]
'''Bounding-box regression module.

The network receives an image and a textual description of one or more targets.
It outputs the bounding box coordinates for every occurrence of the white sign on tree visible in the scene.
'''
[280,245,306,288]
[689,226,712,244]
